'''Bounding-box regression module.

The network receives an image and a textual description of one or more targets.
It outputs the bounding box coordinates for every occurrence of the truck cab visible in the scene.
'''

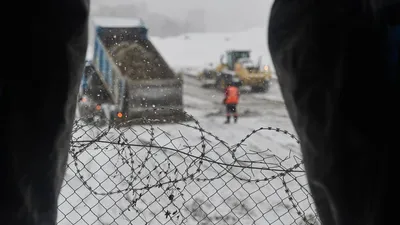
[222,50,251,71]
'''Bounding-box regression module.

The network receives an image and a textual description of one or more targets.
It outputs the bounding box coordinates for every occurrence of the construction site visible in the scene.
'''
[77,16,281,127]
[63,16,316,225]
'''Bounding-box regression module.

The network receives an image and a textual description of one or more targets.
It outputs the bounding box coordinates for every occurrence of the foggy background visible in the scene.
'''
[90,0,274,37]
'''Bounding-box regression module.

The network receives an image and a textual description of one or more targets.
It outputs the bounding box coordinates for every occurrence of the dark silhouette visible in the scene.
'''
[1,0,89,224]
[268,0,398,224]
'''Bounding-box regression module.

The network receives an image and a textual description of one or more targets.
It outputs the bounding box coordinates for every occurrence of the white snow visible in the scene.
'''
[58,107,315,225]
[59,94,316,225]
[91,16,145,28]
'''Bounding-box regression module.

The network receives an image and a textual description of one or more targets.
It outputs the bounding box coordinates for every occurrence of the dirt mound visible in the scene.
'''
[110,42,174,80]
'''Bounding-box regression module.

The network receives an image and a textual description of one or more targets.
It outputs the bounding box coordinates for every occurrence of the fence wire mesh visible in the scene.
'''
[58,112,320,225]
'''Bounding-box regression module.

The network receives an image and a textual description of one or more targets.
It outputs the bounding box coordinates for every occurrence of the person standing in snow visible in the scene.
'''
[223,80,240,124]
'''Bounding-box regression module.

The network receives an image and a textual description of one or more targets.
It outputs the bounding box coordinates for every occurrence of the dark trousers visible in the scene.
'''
[226,104,238,122]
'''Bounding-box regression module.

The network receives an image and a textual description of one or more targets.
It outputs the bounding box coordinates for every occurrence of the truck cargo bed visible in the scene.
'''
[80,17,185,125]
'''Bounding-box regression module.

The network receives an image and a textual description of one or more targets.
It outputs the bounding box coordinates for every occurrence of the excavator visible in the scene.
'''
[198,50,272,92]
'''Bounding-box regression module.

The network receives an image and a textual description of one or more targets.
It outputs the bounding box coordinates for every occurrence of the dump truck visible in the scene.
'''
[77,17,185,126]
[198,50,272,92]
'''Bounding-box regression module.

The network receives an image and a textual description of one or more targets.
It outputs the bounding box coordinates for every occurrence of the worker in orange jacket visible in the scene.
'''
[223,81,240,124]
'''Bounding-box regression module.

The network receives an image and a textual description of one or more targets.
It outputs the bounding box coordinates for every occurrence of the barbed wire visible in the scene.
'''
[58,109,320,225]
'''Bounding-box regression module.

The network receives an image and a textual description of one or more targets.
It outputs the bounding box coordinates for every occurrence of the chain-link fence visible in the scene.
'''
[57,112,320,225]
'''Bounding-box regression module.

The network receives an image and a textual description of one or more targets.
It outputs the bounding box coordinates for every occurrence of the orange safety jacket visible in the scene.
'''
[224,86,239,104]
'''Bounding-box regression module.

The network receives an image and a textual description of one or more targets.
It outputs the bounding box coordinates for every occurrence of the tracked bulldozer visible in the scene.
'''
[199,50,272,92]
[77,17,186,126]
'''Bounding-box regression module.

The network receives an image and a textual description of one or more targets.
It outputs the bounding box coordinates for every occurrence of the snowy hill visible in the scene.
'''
[150,27,274,71]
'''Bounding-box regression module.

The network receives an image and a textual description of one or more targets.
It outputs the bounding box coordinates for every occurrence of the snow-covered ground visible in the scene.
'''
[58,78,317,225]
[63,29,318,225]
[58,108,315,225]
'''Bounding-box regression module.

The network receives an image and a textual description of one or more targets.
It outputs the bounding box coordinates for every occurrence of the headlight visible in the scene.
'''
[264,65,269,71]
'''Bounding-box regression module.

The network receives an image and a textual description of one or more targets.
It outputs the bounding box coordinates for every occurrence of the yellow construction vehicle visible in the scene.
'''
[199,50,272,92]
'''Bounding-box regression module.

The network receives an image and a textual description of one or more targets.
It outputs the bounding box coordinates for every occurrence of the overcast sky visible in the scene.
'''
[91,0,274,32]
